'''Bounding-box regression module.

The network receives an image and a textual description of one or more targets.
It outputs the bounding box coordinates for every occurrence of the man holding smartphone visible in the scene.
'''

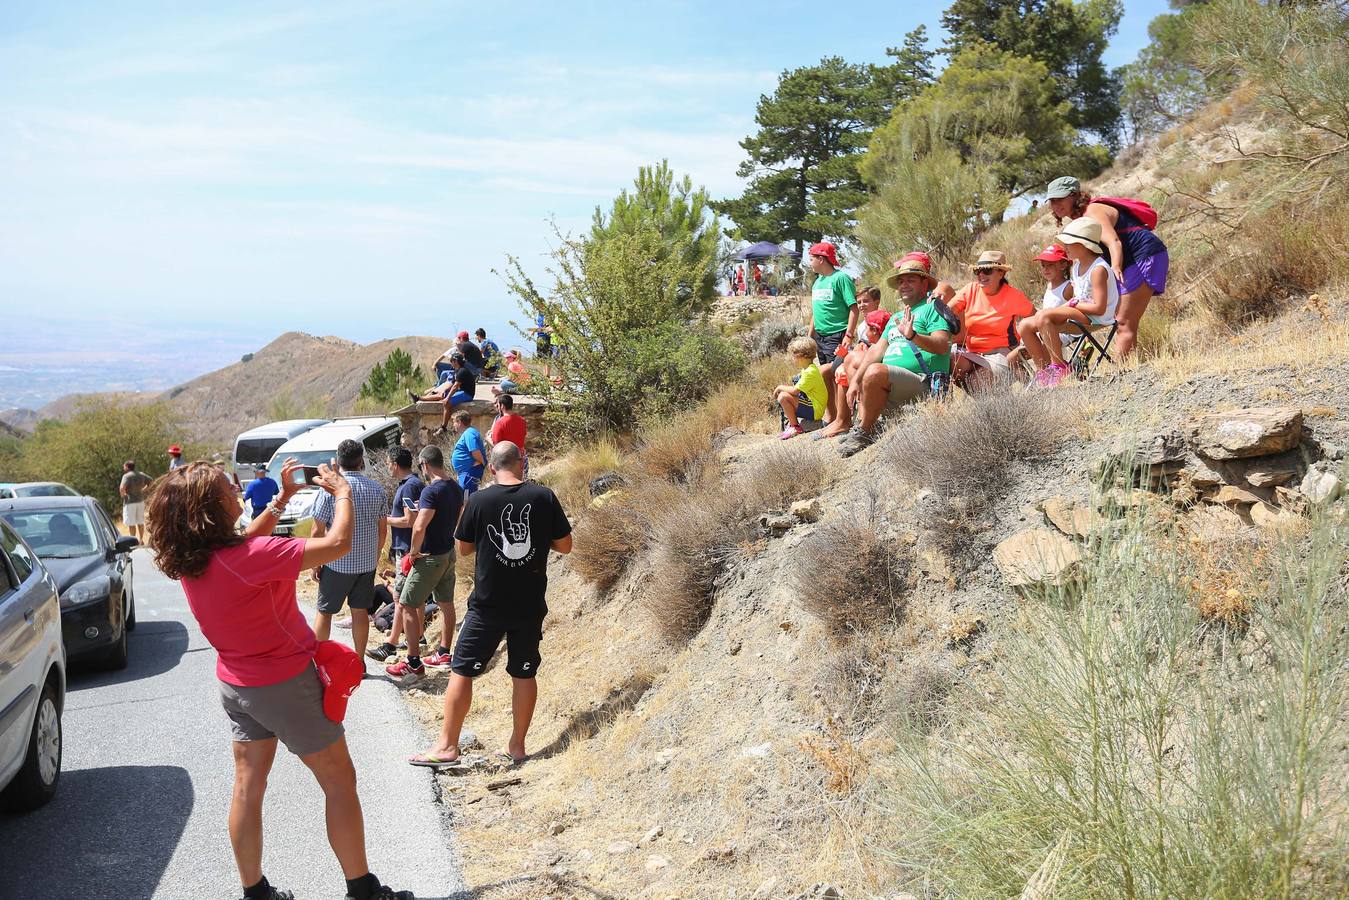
[310,440,388,661]
[368,449,423,663]
[385,445,463,683]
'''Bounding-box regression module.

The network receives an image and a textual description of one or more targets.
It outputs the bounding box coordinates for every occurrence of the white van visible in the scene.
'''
[232,419,330,484]
[263,416,401,536]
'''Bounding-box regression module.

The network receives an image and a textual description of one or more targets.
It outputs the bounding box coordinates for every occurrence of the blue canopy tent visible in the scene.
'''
[732,241,801,261]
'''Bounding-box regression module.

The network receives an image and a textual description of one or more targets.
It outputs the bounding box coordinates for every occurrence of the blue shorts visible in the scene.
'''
[446,390,471,405]
[1123,251,1168,296]
[794,392,818,421]
[458,470,482,498]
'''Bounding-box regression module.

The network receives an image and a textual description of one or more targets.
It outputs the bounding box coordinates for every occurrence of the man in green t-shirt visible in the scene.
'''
[806,242,858,434]
[839,252,957,457]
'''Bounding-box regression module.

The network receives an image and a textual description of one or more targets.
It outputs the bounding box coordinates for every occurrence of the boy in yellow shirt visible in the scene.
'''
[773,336,828,440]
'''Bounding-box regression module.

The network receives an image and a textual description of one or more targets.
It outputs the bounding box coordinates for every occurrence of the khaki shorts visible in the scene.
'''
[123,502,146,526]
[955,347,1011,372]
[884,365,929,407]
[219,663,344,756]
[399,550,456,608]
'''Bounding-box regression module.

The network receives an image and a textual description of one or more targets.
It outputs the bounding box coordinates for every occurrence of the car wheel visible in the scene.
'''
[0,679,62,811]
[102,607,129,671]
[125,586,136,632]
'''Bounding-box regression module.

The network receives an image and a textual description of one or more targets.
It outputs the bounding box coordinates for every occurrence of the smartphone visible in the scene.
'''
[403,497,418,510]
[300,466,322,485]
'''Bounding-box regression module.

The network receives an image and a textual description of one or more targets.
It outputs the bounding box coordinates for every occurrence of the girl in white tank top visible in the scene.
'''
[1072,256,1120,325]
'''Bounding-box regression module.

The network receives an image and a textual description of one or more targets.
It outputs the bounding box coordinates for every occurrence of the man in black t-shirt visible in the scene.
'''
[408,441,572,769]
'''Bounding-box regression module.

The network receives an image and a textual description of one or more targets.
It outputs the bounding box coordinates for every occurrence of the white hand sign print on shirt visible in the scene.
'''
[488,503,533,561]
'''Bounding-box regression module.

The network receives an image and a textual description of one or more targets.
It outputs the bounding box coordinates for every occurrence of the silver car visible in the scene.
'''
[0,518,65,811]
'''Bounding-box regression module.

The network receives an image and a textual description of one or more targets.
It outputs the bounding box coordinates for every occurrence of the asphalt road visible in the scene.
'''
[0,547,466,900]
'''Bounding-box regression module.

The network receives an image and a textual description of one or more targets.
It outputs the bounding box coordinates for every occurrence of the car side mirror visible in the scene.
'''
[114,535,139,554]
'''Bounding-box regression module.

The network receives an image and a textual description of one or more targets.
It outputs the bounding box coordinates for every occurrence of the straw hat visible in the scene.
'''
[969,250,1011,272]
[1057,217,1106,254]
[884,252,938,290]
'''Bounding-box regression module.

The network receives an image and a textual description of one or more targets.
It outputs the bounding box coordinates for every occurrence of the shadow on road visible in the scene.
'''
[68,621,190,691]
[0,764,193,899]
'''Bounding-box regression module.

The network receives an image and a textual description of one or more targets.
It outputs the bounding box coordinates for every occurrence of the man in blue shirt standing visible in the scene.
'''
[242,465,280,521]
[450,410,487,499]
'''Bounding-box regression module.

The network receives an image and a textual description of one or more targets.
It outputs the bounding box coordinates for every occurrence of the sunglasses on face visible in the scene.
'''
[974,268,998,276]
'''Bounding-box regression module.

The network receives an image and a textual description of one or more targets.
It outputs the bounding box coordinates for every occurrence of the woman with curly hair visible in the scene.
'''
[1046,175,1169,359]
[146,459,413,900]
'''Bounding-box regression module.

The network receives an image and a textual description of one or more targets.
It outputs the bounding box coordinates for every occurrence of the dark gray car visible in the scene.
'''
[0,497,137,669]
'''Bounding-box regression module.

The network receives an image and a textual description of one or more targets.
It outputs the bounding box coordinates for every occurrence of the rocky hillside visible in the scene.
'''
[24,331,454,446]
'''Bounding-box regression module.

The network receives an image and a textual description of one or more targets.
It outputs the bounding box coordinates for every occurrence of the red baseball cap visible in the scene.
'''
[457,330,470,340]
[314,640,364,722]
[167,445,182,455]
[400,552,413,576]
[1034,244,1068,262]
[808,242,838,267]
[865,309,892,330]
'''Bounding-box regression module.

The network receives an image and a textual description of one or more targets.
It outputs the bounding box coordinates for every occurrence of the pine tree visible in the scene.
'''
[591,160,721,312]
[713,48,934,254]
[941,0,1124,144]
[360,348,425,405]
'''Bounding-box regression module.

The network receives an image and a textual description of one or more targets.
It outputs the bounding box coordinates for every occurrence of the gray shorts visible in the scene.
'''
[219,664,344,756]
[317,567,376,615]
[885,365,929,407]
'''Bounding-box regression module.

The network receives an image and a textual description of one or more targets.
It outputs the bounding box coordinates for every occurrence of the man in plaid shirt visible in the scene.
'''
[311,439,388,659]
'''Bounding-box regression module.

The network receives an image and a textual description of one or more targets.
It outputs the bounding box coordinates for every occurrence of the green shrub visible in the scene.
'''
[359,348,425,406]
[10,400,198,513]
[880,506,1349,896]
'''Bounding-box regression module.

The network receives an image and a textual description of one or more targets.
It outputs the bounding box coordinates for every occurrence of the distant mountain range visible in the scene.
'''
[0,331,454,447]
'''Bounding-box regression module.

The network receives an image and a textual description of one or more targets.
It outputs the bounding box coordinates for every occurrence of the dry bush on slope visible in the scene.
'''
[884,390,1077,514]
[735,443,831,512]
[793,518,912,636]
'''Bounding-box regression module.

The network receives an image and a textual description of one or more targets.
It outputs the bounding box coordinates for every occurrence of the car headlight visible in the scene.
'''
[64,576,111,606]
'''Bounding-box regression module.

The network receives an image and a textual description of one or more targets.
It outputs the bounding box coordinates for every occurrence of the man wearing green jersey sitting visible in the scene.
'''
[839,252,958,457]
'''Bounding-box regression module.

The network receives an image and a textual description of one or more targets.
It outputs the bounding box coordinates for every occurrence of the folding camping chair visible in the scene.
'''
[1063,319,1118,378]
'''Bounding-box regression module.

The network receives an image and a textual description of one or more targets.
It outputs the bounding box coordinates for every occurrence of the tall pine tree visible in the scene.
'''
[714,35,936,253]
[941,0,1123,144]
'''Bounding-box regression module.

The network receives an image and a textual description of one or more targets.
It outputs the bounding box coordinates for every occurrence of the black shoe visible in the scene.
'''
[345,885,414,900]
[408,389,420,403]
[239,887,294,900]
[367,643,396,662]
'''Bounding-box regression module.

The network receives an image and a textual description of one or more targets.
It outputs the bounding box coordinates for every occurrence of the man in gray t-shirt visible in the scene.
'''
[119,460,154,543]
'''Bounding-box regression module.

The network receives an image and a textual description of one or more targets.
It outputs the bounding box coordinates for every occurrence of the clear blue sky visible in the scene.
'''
[0,0,1168,377]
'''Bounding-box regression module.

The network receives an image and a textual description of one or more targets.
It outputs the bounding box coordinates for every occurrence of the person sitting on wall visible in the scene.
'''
[409,352,476,435]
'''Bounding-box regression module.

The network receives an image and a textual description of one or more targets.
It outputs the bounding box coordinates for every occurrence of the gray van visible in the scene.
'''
[231,419,330,484]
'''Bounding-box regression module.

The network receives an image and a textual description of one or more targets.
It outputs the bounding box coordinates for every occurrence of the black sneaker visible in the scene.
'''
[345,886,414,900]
[407,389,420,404]
[366,643,396,662]
[239,887,294,900]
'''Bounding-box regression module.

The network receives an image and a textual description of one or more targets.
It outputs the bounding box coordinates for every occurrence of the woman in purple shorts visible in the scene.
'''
[1047,176,1169,359]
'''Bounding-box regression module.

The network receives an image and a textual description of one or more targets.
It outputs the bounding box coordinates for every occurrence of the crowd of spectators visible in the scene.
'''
[778,176,1167,456]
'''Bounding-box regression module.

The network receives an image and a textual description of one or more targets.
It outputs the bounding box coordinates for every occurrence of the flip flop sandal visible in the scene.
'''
[494,751,528,766]
[408,753,463,769]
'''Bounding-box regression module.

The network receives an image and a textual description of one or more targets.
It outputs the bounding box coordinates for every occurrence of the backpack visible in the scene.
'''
[1091,196,1158,231]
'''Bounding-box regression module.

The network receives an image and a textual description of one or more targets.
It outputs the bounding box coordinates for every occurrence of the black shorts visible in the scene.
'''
[316,568,376,614]
[451,607,544,679]
[814,330,846,365]
[536,339,554,358]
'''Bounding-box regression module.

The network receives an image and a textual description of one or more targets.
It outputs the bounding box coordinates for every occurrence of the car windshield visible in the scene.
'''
[15,483,77,497]
[1,508,100,558]
[267,449,341,487]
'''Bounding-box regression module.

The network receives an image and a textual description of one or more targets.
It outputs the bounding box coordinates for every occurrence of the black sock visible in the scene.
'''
[345,872,379,900]
[243,876,272,900]
[437,646,450,656]
[407,655,421,667]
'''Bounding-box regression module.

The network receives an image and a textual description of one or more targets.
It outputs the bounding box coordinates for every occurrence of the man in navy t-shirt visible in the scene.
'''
[242,466,280,519]
[368,447,425,663]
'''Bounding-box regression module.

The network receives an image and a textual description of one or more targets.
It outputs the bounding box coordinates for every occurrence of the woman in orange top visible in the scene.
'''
[948,250,1034,389]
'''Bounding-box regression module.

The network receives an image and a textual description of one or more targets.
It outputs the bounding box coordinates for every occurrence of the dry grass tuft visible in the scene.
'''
[799,715,870,793]
[733,443,831,512]
[793,518,911,635]
[884,390,1077,512]
[568,499,646,592]
[540,434,626,510]
[945,609,986,646]
[643,488,750,644]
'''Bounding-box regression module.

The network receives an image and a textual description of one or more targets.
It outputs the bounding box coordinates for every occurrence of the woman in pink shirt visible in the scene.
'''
[146,460,412,900]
